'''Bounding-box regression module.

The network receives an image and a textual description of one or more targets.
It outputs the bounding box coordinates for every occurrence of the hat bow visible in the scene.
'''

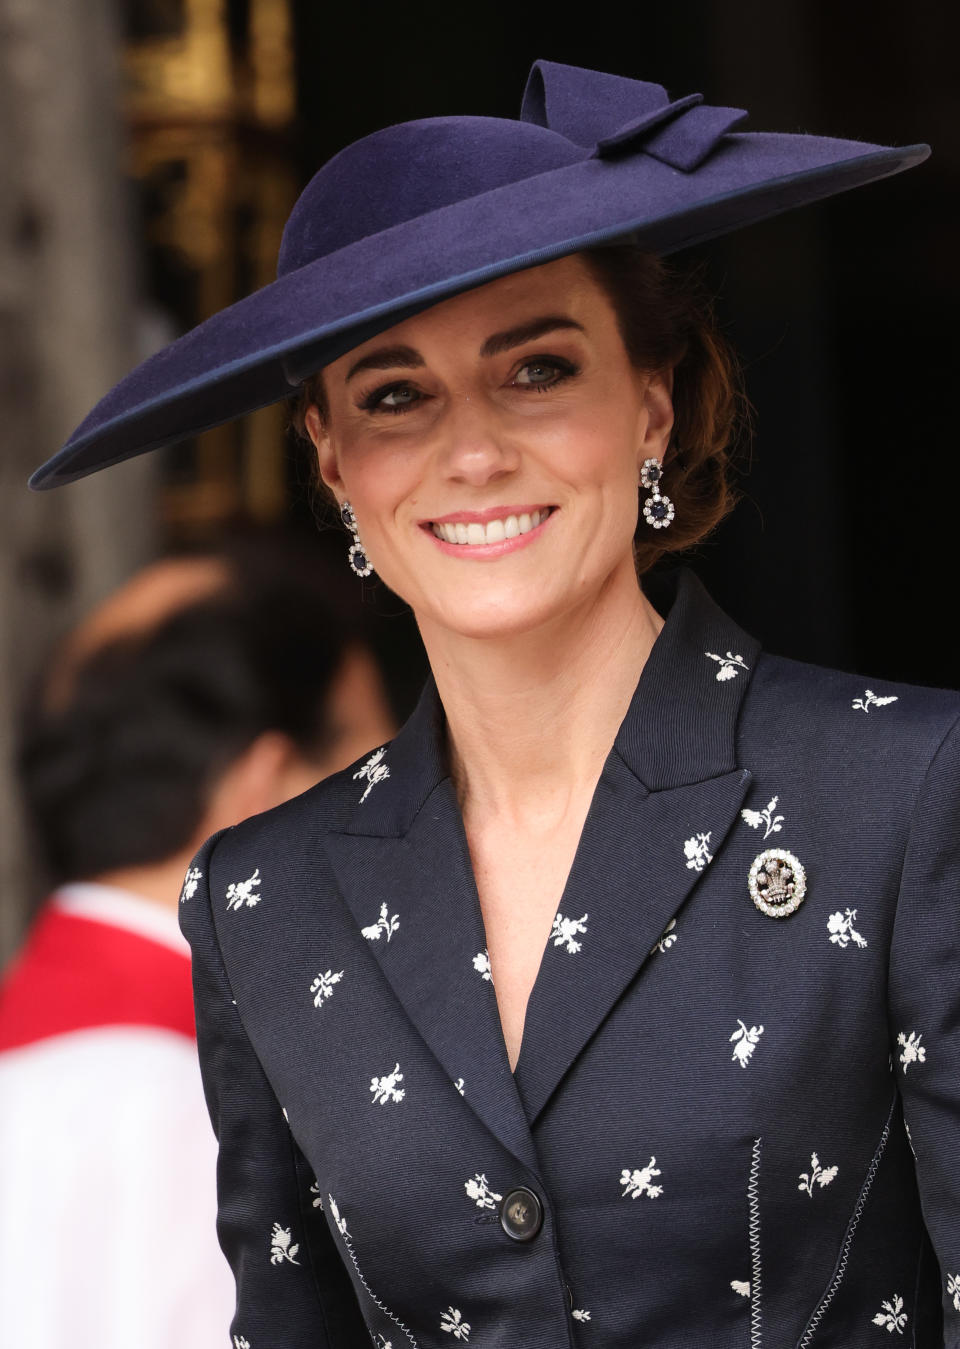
[521,59,748,172]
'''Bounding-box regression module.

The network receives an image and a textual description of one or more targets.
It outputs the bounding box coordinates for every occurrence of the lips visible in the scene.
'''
[429,508,553,546]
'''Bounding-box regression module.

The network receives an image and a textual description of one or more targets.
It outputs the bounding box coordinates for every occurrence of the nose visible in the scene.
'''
[438,397,520,486]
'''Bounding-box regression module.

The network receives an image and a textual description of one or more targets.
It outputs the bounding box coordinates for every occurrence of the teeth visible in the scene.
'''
[485,518,505,543]
[431,509,550,546]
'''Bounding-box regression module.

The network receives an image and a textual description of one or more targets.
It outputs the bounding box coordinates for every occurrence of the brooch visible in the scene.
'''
[748,848,807,918]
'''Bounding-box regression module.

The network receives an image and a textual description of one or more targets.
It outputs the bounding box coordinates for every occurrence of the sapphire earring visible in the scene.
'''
[340,501,374,578]
[640,458,675,530]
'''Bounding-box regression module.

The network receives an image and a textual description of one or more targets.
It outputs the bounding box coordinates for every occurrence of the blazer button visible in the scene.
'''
[499,1187,543,1242]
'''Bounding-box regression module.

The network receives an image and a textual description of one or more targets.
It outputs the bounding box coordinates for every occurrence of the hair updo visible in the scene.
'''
[580,244,743,576]
[292,243,743,578]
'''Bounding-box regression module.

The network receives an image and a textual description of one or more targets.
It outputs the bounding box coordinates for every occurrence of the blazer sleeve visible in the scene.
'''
[888,712,960,1339]
[180,831,369,1349]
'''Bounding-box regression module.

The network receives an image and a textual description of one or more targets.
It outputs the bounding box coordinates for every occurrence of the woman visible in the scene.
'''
[31,61,959,1348]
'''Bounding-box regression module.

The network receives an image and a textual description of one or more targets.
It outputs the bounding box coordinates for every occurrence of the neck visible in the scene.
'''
[418,558,663,827]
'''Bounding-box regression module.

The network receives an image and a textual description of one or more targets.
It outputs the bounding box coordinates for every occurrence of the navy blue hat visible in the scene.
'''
[31,60,929,490]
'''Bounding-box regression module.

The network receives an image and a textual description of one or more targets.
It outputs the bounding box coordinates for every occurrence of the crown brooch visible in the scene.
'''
[748,848,807,919]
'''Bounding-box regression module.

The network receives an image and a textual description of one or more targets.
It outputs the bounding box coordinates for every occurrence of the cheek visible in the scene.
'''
[337,436,422,526]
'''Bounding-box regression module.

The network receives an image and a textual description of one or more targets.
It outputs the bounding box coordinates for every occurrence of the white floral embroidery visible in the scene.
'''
[234,1337,250,1349]
[798,1152,838,1196]
[947,1273,960,1312]
[353,747,390,803]
[442,1305,471,1338]
[180,867,201,903]
[652,917,678,954]
[328,1195,350,1239]
[872,1293,907,1333]
[464,1173,502,1210]
[472,949,493,981]
[620,1157,663,1199]
[269,1223,301,1265]
[375,1337,393,1349]
[683,831,713,871]
[897,1031,926,1071]
[310,968,344,1009]
[741,796,784,839]
[706,650,750,681]
[453,1077,465,1096]
[370,1063,405,1105]
[310,1180,323,1208]
[731,1280,751,1298]
[730,1020,764,1067]
[828,908,868,949]
[362,901,400,942]
[852,689,899,713]
[551,911,589,954]
[440,1307,471,1340]
[226,867,262,910]
[572,1308,592,1321]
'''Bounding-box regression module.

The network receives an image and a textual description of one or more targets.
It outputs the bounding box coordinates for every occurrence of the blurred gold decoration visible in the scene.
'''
[122,0,297,538]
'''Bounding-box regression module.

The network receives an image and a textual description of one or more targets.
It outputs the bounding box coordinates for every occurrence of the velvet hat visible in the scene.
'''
[31,59,929,490]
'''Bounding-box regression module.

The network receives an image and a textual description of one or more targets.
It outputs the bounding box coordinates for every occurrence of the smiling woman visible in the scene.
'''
[293,244,740,581]
[29,59,960,1349]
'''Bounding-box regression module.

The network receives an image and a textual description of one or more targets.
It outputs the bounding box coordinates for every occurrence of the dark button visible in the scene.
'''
[499,1187,543,1242]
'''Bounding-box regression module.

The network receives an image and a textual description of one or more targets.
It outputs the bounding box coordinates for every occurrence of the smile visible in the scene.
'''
[429,508,553,546]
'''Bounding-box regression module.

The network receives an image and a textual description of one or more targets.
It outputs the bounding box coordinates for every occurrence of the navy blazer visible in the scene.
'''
[180,569,960,1349]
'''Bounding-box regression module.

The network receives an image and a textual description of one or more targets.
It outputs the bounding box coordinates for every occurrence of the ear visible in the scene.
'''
[636,368,675,472]
[305,403,345,499]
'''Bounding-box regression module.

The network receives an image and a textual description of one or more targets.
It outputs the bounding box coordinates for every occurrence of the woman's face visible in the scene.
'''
[309,254,674,642]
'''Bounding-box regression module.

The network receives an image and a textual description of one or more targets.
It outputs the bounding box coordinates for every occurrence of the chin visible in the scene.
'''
[429,588,573,642]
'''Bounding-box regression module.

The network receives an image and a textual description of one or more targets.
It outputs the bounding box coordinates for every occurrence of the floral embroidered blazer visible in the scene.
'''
[180,569,960,1349]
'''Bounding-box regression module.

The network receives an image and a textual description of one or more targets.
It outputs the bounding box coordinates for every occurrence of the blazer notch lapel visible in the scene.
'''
[323,789,541,1173]
[513,760,753,1124]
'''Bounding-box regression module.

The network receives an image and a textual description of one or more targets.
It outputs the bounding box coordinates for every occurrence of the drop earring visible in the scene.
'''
[340,500,374,577]
[640,457,675,530]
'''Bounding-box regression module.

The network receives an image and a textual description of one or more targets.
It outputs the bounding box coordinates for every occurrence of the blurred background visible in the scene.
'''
[1,0,958,962]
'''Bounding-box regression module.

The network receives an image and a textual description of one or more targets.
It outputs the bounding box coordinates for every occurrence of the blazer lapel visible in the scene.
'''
[326,570,760,1149]
[513,569,760,1124]
[322,687,541,1174]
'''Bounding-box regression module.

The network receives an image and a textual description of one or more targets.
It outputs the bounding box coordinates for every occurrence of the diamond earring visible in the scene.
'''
[640,458,675,530]
[340,500,374,577]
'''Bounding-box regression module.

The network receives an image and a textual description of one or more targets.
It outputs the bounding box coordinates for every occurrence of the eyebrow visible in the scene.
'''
[344,315,586,383]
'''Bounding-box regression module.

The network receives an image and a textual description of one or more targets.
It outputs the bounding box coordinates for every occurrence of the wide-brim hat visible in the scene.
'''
[31,59,929,490]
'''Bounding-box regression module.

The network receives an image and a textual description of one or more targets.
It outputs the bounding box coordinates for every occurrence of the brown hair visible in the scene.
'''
[580,244,743,575]
[292,245,743,574]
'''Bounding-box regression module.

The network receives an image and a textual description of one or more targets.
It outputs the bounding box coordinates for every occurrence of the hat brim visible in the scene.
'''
[31,133,928,490]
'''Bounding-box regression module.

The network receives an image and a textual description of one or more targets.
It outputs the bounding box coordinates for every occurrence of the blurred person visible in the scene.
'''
[0,543,395,1349]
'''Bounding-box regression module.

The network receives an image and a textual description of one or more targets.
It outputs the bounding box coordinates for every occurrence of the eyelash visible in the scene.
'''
[358,356,580,415]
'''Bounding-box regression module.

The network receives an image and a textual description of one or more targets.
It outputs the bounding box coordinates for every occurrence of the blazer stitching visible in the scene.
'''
[796,1093,896,1348]
[749,1137,763,1349]
[288,1139,339,1347]
[330,1196,420,1347]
